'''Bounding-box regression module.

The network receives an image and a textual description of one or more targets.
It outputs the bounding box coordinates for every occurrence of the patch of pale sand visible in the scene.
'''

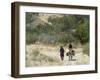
[26,44,89,66]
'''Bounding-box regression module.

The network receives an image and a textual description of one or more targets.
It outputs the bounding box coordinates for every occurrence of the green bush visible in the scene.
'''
[26,32,38,44]
[26,13,89,45]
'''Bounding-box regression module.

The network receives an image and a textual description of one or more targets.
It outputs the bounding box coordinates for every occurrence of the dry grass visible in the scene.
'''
[26,44,89,67]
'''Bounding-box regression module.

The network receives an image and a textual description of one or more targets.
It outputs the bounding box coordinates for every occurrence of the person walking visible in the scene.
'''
[66,43,75,61]
[60,46,65,61]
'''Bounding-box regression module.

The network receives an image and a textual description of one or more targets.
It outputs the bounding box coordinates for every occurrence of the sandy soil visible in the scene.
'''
[26,44,89,67]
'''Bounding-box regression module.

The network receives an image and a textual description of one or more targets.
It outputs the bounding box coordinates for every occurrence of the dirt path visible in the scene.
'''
[26,44,89,67]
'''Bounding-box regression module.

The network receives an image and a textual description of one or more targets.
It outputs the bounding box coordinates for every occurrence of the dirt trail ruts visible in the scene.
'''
[26,44,89,67]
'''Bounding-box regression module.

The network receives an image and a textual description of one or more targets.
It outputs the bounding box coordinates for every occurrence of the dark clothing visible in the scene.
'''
[60,53,64,57]
[60,47,65,61]
[69,44,72,49]
[60,48,64,54]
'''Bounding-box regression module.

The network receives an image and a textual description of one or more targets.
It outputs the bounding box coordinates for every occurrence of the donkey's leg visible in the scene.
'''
[71,55,73,61]
[69,55,71,61]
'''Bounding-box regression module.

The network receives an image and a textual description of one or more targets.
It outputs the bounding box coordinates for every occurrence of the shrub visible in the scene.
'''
[26,32,38,44]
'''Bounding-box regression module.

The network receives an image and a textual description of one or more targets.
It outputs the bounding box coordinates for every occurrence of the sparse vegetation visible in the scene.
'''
[26,44,89,67]
[31,50,58,62]
[25,13,89,67]
[26,49,60,67]
[82,43,89,56]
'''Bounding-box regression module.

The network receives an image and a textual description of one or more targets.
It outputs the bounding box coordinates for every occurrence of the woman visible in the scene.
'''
[60,46,65,61]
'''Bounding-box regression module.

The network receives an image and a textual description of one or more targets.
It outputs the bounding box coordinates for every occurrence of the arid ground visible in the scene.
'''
[26,44,89,67]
